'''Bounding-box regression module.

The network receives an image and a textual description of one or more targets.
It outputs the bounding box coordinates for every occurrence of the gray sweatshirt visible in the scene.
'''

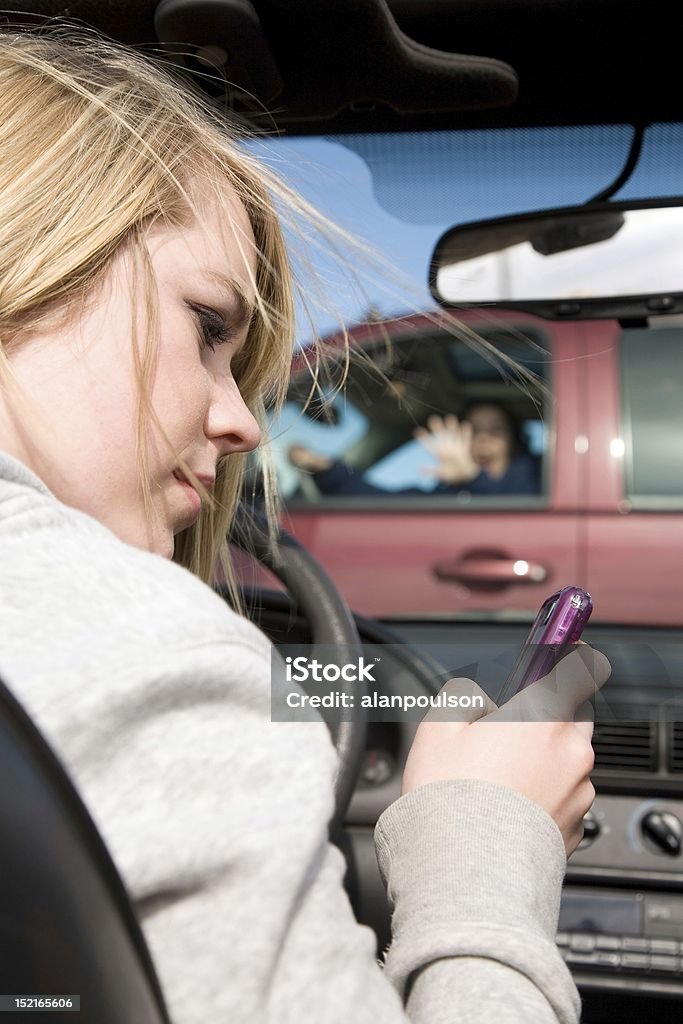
[0,451,580,1023]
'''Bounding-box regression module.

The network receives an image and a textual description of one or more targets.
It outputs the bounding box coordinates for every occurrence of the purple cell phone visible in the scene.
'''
[497,586,593,706]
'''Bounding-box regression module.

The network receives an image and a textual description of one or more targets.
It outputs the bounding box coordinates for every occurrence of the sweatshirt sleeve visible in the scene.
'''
[0,461,573,1023]
[50,636,579,1024]
[375,781,580,1023]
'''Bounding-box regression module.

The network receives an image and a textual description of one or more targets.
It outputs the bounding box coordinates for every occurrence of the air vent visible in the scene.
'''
[592,721,657,773]
[668,722,683,773]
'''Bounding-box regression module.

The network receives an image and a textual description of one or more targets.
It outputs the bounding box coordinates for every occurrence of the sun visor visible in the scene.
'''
[154,0,518,120]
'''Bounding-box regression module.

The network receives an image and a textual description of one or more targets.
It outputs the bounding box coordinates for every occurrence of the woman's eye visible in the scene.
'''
[191,304,233,352]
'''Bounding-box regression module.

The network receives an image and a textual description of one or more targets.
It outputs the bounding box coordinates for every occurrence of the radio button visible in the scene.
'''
[570,934,596,952]
[595,936,621,951]
[622,938,650,953]
[565,951,599,967]
[595,952,621,969]
[621,953,650,971]
[555,932,570,947]
[650,939,679,955]
[650,955,680,973]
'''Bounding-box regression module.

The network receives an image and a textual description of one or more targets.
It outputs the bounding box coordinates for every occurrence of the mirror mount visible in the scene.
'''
[528,211,625,256]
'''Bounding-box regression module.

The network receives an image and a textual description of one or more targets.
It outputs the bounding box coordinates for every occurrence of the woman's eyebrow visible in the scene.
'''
[207,270,256,331]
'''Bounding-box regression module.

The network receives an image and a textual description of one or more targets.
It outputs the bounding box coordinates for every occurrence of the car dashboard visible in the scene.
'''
[252,592,683,1023]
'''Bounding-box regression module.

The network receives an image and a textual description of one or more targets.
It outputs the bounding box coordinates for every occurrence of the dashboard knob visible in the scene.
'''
[641,811,682,857]
[579,810,600,848]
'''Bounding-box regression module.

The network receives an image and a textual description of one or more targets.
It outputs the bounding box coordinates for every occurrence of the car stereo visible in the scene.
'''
[557,888,683,980]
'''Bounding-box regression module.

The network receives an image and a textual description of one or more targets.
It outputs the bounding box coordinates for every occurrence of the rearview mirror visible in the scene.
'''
[430,200,683,319]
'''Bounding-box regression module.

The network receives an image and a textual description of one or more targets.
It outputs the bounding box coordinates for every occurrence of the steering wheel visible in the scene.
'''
[230,511,367,834]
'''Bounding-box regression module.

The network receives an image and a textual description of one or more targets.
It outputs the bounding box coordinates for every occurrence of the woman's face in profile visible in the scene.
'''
[0,185,261,558]
[466,404,514,470]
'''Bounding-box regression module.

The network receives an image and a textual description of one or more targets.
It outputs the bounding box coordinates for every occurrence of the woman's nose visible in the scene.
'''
[205,379,261,455]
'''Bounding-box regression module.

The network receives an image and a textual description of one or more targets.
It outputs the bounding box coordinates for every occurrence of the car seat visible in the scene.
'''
[0,674,169,1023]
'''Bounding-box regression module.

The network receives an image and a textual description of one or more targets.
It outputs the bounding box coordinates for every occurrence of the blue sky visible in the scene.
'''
[245,134,442,337]
[243,124,657,338]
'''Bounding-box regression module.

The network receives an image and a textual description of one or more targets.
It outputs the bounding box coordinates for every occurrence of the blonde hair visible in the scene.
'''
[0,24,309,609]
[0,24,547,612]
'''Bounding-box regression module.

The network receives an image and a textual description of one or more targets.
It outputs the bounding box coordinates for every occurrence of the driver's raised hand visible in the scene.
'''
[401,644,611,856]
[413,414,479,485]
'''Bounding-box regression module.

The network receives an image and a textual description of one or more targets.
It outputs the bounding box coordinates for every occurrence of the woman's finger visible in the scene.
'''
[574,700,595,741]
[422,677,498,723]
[491,646,611,722]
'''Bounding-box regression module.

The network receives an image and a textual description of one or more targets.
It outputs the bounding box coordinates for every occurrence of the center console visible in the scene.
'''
[560,793,683,1020]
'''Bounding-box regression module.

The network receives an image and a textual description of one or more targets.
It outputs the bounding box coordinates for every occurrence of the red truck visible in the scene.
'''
[258,308,683,627]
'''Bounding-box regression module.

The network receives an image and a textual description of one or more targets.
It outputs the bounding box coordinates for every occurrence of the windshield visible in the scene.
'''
[245,124,683,338]
[242,123,683,626]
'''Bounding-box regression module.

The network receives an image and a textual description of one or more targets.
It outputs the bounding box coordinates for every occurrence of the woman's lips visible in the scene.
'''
[173,472,201,527]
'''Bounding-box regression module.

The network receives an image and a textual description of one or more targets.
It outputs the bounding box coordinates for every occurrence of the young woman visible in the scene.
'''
[289,401,541,496]
[0,27,609,1024]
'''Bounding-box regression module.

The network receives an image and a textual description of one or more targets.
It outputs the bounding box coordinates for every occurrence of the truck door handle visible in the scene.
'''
[433,556,548,586]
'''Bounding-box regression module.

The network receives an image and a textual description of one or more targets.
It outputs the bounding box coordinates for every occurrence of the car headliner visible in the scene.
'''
[4,0,683,134]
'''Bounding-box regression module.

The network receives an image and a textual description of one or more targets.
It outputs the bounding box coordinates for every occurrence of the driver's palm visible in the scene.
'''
[414,415,478,484]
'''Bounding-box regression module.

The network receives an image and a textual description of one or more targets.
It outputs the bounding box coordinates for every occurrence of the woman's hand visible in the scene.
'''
[288,445,333,473]
[413,414,479,485]
[401,645,611,856]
